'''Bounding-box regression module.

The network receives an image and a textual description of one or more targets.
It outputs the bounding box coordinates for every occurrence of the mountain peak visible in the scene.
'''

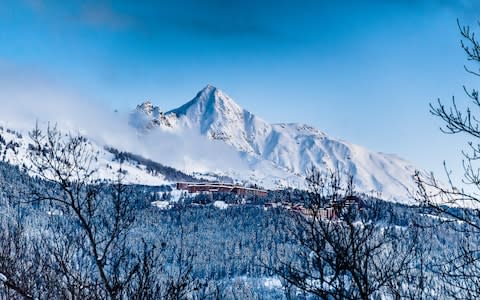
[169,85,243,118]
[136,100,160,116]
[203,83,216,91]
[197,84,223,99]
[165,85,268,150]
[131,100,177,129]
[193,84,218,101]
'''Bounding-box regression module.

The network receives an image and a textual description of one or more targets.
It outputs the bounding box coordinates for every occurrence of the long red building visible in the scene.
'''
[176,182,268,197]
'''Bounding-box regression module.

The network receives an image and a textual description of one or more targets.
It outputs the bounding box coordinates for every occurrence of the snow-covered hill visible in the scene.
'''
[130,84,421,202]
[0,126,172,186]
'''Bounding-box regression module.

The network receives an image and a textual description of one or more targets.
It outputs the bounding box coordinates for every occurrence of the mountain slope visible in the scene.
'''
[131,85,421,202]
[0,125,190,187]
[168,84,272,154]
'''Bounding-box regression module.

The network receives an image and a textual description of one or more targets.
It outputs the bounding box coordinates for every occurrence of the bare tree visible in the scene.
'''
[416,20,480,210]
[275,168,426,300]
[0,124,205,299]
[413,20,480,299]
[0,219,35,300]
[24,124,159,299]
[0,170,53,300]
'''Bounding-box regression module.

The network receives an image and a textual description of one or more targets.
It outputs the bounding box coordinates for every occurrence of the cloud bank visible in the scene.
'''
[0,63,246,174]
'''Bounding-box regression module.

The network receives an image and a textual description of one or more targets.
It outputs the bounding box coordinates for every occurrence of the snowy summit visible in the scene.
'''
[130,85,421,203]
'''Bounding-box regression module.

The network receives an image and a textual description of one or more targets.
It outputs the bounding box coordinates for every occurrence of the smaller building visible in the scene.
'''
[277,195,364,220]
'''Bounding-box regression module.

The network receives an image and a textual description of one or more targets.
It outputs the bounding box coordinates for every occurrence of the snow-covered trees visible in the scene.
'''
[0,153,468,299]
[276,169,430,299]
[3,122,479,298]
[0,125,209,299]
[25,124,163,298]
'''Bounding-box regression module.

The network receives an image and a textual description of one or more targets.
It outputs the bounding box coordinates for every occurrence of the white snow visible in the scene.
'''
[263,277,283,289]
[151,201,172,210]
[0,123,170,187]
[213,200,229,209]
[46,209,63,216]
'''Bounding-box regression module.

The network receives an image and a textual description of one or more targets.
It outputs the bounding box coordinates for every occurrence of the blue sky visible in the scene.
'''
[1,0,480,177]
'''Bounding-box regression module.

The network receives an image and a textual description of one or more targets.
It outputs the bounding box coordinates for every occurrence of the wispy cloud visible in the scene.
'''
[0,62,246,174]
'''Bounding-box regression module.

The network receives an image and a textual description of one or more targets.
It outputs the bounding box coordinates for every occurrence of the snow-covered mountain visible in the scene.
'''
[0,84,422,203]
[130,84,420,202]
